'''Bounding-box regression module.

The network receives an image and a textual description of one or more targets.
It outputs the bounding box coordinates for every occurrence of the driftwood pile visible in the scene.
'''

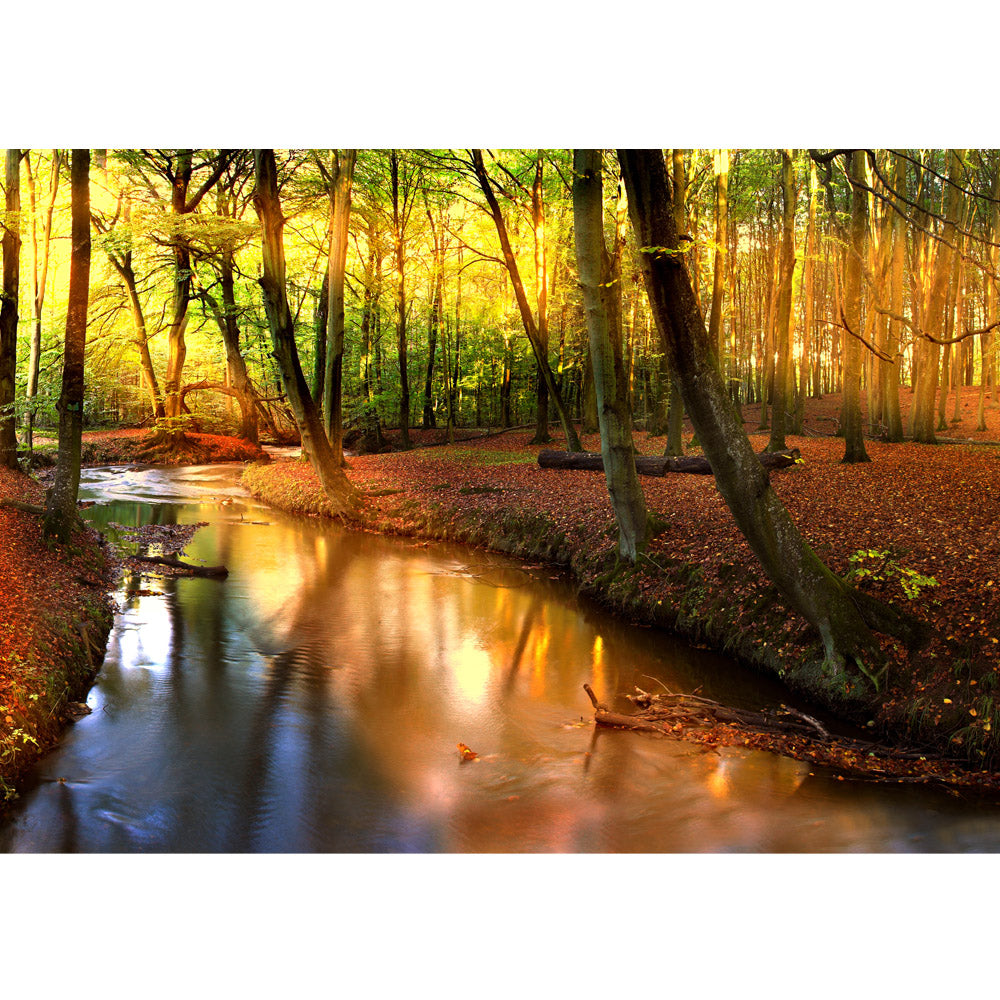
[584,681,831,741]
[581,680,989,789]
[539,448,800,477]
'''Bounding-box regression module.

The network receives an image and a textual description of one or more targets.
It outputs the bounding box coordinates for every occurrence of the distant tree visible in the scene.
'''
[840,150,871,463]
[44,149,91,542]
[23,149,61,450]
[767,149,797,454]
[469,149,582,452]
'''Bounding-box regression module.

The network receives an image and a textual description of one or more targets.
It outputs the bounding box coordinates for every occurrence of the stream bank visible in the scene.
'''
[242,430,1000,793]
[0,468,113,802]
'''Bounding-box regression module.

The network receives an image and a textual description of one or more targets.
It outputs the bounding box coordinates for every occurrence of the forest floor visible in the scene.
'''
[0,469,113,802]
[243,384,1000,794]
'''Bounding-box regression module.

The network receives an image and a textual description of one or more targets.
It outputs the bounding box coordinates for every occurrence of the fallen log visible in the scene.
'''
[538,448,799,477]
[583,682,1000,792]
[131,553,229,578]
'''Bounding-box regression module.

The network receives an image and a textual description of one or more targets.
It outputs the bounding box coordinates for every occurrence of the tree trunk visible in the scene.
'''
[841,151,871,463]
[0,149,21,469]
[390,150,411,450]
[323,149,356,463]
[24,150,60,451]
[252,149,358,516]
[470,149,581,451]
[44,150,90,542]
[573,149,649,562]
[768,150,797,453]
[619,148,922,682]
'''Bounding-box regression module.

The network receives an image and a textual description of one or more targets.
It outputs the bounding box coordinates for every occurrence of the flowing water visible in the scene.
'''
[3,462,1000,853]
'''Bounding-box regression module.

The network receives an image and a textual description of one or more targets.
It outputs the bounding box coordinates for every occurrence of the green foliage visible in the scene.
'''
[846,548,939,600]
[0,721,38,802]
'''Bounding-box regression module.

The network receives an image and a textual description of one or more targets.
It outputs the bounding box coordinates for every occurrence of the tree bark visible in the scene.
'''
[572,149,649,562]
[767,150,797,453]
[390,150,411,450]
[841,151,871,462]
[323,149,356,463]
[23,150,60,450]
[469,149,581,452]
[44,149,90,542]
[0,149,21,469]
[252,149,358,516]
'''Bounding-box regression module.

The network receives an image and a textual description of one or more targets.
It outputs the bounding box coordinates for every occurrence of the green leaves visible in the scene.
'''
[847,547,939,600]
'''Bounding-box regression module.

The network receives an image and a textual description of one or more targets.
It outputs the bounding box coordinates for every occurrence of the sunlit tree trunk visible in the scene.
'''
[912,149,964,444]
[573,149,649,561]
[23,149,60,451]
[423,198,442,430]
[884,152,906,441]
[768,150,796,453]
[708,149,729,366]
[0,149,21,469]
[44,150,90,542]
[253,149,358,516]
[198,250,261,443]
[470,149,581,452]
[530,150,551,444]
[390,149,411,450]
[322,149,356,463]
[795,158,819,432]
[841,150,871,463]
[979,160,1000,431]
[619,148,921,679]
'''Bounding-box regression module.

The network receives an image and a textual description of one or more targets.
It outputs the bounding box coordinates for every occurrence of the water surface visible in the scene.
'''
[3,462,1000,852]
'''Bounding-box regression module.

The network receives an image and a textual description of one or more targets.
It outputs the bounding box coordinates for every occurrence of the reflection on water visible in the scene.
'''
[3,463,1000,852]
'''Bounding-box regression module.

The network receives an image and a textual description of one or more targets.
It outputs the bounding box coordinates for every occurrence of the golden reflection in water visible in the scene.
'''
[591,634,606,698]
[453,638,492,705]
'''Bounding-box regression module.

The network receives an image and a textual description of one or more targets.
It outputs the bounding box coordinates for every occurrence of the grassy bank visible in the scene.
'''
[0,469,113,802]
[242,428,1000,787]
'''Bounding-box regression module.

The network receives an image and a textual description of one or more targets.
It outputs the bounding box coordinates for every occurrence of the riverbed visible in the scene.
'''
[2,462,1000,852]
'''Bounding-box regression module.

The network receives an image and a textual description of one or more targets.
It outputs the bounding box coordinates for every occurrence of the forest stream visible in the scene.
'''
[3,462,1000,852]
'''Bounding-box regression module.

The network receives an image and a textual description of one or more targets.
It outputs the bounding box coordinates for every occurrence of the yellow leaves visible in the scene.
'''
[943,698,953,704]
[970,708,978,716]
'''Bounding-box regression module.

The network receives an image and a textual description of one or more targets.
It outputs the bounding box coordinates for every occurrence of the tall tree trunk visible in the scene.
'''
[313,265,329,406]
[323,149,356,463]
[470,149,581,452]
[44,150,90,541]
[768,150,797,453]
[573,149,649,561]
[841,151,871,463]
[708,149,729,366]
[253,149,358,515]
[24,149,60,451]
[980,160,1000,431]
[530,150,551,444]
[795,158,819,432]
[391,150,411,450]
[912,150,963,443]
[883,152,906,441]
[198,251,260,443]
[0,149,21,469]
[619,148,920,681]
